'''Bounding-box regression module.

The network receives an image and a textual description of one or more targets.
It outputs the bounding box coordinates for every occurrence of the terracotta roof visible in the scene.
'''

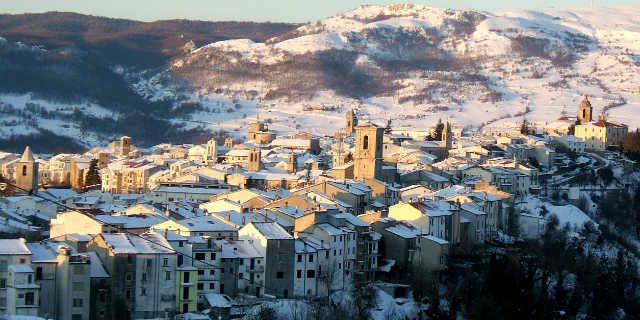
[591,120,627,128]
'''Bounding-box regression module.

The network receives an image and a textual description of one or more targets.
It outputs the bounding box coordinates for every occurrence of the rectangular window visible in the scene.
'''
[0,260,6,272]
[239,259,244,265]
[183,287,190,300]
[163,258,169,267]
[210,270,215,276]
[276,272,284,279]
[73,298,83,307]
[25,292,35,305]
[184,272,190,283]
[198,269,204,276]
[36,267,43,280]
[197,283,203,290]
[209,283,215,290]
[309,255,314,263]
[297,255,302,262]
[296,270,301,278]
[165,271,171,281]
[72,314,82,320]
[210,252,216,260]
[195,253,205,260]
[307,270,315,278]
[239,273,243,280]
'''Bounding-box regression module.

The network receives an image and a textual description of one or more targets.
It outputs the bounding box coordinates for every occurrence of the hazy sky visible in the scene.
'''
[0,0,635,23]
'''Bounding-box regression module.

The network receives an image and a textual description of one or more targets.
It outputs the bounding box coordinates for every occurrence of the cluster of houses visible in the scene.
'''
[0,97,634,319]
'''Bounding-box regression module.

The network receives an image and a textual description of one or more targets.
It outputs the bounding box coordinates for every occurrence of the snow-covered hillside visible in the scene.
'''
[165,4,640,136]
[1,5,639,150]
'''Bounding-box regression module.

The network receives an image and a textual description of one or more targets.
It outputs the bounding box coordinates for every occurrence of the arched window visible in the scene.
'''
[363,135,369,150]
[582,109,586,119]
[22,165,27,176]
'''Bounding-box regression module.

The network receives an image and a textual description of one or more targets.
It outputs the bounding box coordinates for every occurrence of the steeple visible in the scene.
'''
[442,120,453,151]
[20,146,34,163]
[345,109,358,135]
[577,95,593,124]
[15,146,38,194]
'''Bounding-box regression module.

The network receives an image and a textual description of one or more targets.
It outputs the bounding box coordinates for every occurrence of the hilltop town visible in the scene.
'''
[0,96,639,320]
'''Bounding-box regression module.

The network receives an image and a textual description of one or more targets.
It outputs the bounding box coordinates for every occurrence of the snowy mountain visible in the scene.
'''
[0,12,295,152]
[1,5,640,151]
[166,4,640,136]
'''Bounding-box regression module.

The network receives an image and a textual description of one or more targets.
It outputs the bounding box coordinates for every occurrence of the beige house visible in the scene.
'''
[574,120,628,151]
[100,160,162,194]
[388,200,460,246]
[152,216,237,239]
[50,210,118,239]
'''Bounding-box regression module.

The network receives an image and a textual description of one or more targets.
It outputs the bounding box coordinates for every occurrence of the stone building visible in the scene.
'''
[353,123,383,181]
[577,96,593,124]
[345,109,358,135]
[14,146,38,194]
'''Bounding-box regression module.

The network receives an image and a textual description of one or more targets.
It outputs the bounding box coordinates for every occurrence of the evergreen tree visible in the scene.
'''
[85,159,101,190]
[520,119,530,135]
[429,119,444,141]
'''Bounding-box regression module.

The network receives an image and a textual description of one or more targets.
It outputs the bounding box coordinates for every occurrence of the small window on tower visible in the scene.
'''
[363,135,369,150]
[22,165,27,176]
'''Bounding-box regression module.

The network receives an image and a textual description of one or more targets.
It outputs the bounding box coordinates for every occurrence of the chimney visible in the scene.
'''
[58,245,70,256]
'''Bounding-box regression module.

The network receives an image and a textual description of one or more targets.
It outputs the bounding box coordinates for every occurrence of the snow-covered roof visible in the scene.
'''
[154,185,230,195]
[87,251,109,278]
[332,213,369,227]
[101,233,175,255]
[251,222,293,239]
[175,216,237,232]
[95,214,167,229]
[0,239,31,255]
[41,188,78,201]
[26,243,56,263]
[204,293,232,308]
[9,264,34,273]
[385,224,420,239]
[315,223,344,236]
[219,240,262,259]
[421,235,449,245]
